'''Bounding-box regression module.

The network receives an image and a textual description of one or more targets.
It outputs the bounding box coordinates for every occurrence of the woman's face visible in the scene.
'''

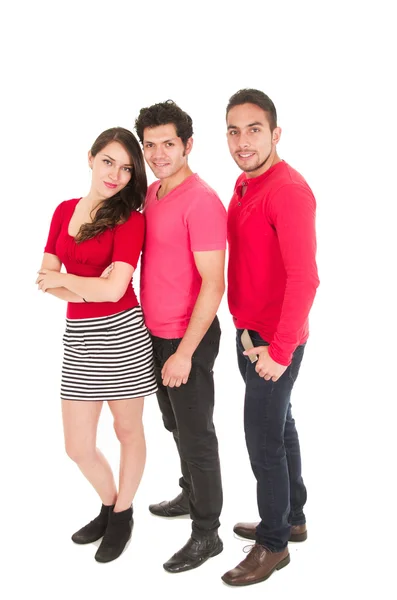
[89,141,133,199]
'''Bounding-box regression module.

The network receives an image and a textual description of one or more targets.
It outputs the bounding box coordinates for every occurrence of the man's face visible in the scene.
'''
[226,103,281,176]
[142,123,192,180]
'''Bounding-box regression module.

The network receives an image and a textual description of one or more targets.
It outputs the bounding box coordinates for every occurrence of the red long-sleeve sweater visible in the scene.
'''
[227,160,320,366]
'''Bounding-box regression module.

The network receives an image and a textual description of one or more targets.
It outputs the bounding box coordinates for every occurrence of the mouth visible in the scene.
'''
[152,162,170,168]
[237,152,255,160]
[104,182,118,189]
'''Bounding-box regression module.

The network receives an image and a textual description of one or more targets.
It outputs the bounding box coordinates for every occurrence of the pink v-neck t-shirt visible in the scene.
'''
[140,174,227,338]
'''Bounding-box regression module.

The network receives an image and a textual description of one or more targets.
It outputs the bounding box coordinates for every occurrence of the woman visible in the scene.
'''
[36,127,157,563]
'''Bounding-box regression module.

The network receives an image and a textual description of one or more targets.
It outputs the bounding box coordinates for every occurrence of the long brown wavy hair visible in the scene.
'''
[75,127,147,243]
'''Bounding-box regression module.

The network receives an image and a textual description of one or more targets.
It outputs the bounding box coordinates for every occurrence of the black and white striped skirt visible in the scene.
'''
[61,307,158,401]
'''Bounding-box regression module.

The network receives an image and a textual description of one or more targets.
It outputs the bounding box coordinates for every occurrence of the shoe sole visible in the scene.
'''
[221,554,290,586]
[149,510,191,519]
[148,506,190,518]
[163,543,224,573]
[72,533,105,545]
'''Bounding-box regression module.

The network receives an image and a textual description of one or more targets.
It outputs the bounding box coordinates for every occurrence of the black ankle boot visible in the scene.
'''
[95,506,133,563]
[71,504,114,544]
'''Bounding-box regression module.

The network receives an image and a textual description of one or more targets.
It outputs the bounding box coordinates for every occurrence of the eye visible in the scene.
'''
[229,130,238,136]
[144,143,153,148]
[251,128,260,133]
[165,142,174,147]
[103,159,112,165]
[123,167,132,172]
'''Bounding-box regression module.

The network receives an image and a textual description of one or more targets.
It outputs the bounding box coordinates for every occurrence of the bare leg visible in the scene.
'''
[108,397,145,512]
[62,400,117,505]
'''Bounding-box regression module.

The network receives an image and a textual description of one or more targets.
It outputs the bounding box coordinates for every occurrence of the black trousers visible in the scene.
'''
[150,317,223,536]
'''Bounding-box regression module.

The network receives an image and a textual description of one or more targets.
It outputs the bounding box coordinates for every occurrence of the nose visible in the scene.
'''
[108,165,120,181]
[238,133,250,149]
[152,146,166,160]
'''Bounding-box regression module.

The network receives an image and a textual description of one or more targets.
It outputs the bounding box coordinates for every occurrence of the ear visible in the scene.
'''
[272,127,282,145]
[88,150,93,169]
[184,137,193,156]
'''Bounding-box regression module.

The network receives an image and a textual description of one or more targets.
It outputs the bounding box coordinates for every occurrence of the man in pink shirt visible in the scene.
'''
[221,89,320,587]
[135,100,227,573]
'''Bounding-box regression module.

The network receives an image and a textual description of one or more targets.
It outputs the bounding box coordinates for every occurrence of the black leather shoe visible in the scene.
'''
[163,532,223,573]
[95,506,133,563]
[149,491,190,517]
[71,504,114,544]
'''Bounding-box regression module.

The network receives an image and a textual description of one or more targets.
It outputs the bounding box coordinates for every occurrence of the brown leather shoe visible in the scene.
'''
[221,544,290,586]
[233,521,307,542]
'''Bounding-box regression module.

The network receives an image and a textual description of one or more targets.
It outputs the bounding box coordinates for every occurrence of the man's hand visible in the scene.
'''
[162,351,192,388]
[36,269,64,291]
[244,346,287,382]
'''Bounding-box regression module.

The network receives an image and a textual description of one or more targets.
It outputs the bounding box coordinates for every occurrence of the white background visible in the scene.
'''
[1,1,396,598]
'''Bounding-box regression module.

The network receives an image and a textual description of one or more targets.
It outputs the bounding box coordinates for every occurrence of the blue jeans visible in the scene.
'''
[237,329,307,551]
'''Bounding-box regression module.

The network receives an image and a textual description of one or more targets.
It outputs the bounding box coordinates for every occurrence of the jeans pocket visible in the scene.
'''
[248,330,269,347]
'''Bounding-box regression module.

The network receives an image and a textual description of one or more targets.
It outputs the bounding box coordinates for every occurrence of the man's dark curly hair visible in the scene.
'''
[135,100,193,147]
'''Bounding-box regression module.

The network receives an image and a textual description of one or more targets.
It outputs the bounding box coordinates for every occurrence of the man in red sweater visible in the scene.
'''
[221,89,320,587]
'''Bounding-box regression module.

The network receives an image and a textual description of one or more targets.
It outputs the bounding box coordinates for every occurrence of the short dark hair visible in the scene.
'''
[226,89,277,131]
[135,100,193,146]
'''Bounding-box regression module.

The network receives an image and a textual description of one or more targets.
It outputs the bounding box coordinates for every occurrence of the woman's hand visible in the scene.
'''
[36,269,65,292]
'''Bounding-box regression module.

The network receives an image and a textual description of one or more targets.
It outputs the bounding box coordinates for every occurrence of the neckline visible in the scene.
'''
[240,160,284,188]
[154,173,197,202]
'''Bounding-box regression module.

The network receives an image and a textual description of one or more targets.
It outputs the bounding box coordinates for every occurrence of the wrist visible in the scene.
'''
[56,272,67,287]
[176,345,193,360]
[61,273,70,286]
